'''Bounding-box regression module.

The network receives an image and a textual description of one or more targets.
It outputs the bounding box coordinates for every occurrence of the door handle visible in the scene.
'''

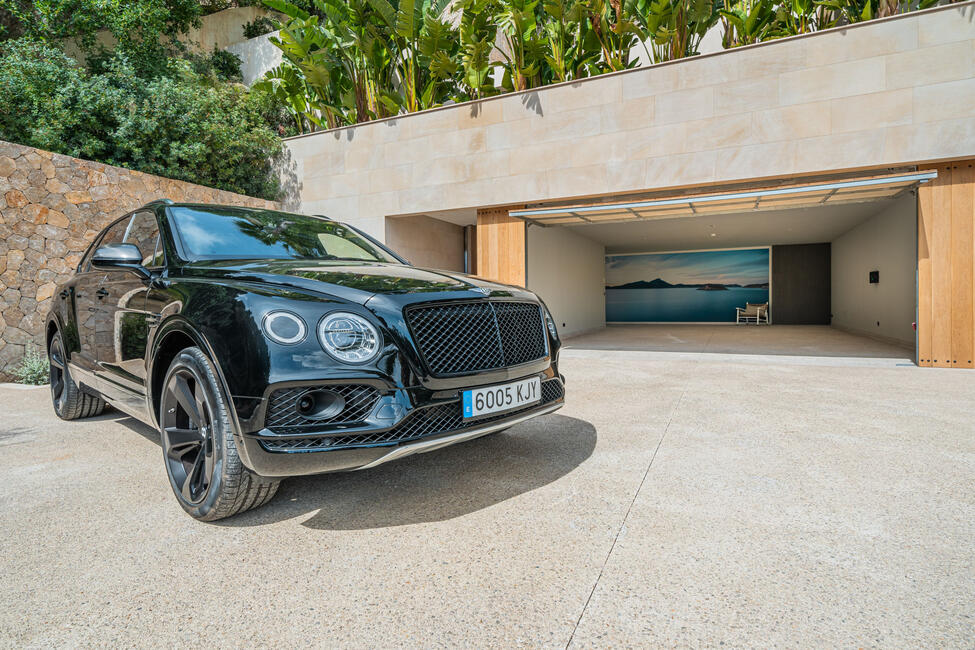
[96,288,109,299]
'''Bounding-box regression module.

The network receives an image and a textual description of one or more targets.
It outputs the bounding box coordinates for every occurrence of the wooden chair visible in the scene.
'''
[736,302,770,324]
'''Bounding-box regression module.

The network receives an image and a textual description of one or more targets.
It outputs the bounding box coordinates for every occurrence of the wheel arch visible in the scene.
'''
[147,317,238,433]
[46,317,59,350]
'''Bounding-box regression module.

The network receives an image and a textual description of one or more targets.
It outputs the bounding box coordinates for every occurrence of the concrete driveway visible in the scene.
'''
[1,346,974,647]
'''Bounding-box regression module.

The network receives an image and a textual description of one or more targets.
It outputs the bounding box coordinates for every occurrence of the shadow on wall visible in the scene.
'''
[118,412,596,530]
[275,145,302,211]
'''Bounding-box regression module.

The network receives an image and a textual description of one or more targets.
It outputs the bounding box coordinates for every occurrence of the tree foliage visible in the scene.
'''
[0,0,203,76]
[0,39,287,199]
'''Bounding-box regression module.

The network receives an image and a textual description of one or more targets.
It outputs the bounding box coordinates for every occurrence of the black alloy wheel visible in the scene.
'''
[49,335,67,410]
[48,330,105,420]
[161,366,216,505]
[159,347,280,521]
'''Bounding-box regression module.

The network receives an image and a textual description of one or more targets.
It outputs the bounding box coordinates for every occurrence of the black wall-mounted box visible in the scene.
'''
[869,270,879,284]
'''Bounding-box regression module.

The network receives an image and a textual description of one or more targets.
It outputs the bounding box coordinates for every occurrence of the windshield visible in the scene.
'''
[168,206,399,263]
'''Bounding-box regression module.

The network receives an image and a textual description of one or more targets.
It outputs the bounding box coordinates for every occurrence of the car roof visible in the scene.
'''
[142,201,330,221]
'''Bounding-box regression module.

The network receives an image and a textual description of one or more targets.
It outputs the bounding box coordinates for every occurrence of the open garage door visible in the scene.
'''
[517,169,933,365]
[510,170,936,225]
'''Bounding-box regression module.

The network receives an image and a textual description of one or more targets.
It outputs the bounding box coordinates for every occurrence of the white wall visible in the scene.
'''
[831,196,916,346]
[225,30,283,86]
[527,225,606,338]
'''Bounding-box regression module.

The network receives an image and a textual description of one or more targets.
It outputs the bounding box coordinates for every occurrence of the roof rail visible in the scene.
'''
[143,198,175,207]
[314,214,333,221]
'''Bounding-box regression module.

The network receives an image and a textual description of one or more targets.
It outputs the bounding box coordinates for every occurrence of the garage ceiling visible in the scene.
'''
[574,198,913,254]
[509,171,936,226]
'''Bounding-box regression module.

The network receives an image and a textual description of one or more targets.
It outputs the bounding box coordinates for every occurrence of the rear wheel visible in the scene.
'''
[49,331,106,420]
[160,347,279,521]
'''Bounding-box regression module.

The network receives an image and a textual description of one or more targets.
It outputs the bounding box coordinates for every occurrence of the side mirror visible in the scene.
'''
[91,243,150,279]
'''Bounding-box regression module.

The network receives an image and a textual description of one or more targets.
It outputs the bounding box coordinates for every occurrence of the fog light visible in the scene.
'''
[294,389,346,420]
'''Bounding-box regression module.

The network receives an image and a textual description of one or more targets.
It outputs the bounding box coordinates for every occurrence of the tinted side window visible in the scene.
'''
[124,211,162,267]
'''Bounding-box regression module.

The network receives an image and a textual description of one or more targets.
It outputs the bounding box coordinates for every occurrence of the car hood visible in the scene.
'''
[179,259,525,305]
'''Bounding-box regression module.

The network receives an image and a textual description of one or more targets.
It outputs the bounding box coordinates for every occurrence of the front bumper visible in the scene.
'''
[234,369,565,478]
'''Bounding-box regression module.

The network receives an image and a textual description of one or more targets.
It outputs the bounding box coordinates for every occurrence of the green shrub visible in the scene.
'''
[188,47,244,82]
[0,39,286,200]
[13,346,49,386]
[0,0,202,78]
[243,16,277,39]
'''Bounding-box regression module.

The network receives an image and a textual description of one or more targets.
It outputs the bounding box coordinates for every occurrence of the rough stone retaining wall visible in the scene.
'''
[0,140,279,380]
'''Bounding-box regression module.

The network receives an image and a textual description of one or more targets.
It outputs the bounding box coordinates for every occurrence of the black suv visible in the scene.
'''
[46,201,564,520]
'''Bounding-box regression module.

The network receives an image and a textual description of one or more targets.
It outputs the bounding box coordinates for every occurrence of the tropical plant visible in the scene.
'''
[816,0,939,23]
[541,0,602,82]
[492,0,545,91]
[580,0,646,72]
[455,0,501,99]
[772,0,835,35]
[719,0,777,48]
[367,0,459,112]
[644,0,720,61]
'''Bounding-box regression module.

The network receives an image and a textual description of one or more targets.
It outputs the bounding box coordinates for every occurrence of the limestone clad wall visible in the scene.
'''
[0,140,277,379]
[284,2,975,241]
[384,214,465,272]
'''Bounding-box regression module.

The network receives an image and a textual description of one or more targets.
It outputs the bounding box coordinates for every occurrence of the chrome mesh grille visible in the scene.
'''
[406,301,547,376]
[261,379,564,453]
[265,384,381,433]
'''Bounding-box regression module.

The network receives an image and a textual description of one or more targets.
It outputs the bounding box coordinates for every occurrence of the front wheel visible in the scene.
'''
[160,347,279,521]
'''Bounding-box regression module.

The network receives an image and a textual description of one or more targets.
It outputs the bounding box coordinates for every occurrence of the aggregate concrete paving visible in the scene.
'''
[1,326,973,647]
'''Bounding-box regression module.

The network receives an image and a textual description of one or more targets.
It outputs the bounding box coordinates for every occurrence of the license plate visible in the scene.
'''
[462,377,541,419]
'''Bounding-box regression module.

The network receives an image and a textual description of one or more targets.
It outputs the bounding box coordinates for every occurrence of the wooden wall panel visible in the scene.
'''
[917,176,933,366]
[917,160,975,368]
[951,164,974,368]
[930,166,953,366]
[476,206,526,286]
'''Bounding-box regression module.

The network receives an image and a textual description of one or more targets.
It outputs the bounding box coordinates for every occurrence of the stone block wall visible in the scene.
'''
[0,140,279,380]
[285,3,975,239]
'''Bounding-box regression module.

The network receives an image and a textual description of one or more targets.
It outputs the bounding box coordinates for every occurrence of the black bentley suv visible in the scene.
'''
[45,201,564,520]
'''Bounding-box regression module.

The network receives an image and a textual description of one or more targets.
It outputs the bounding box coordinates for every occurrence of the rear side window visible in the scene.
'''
[80,212,163,271]
[81,217,130,272]
[124,211,163,268]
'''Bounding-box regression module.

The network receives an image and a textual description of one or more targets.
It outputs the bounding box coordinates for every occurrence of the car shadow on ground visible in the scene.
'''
[231,414,596,530]
[116,412,596,529]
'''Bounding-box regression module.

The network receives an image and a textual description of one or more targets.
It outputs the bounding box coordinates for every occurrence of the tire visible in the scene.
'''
[159,346,279,521]
[49,330,106,420]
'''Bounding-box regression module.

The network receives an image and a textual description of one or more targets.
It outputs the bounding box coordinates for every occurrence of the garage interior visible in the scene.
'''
[387,170,934,365]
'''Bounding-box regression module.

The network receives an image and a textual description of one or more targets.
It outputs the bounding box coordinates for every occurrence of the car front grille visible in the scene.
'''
[406,301,548,376]
[260,378,564,453]
[265,384,381,433]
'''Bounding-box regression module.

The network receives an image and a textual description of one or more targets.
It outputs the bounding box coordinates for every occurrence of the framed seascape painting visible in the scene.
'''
[605,248,770,323]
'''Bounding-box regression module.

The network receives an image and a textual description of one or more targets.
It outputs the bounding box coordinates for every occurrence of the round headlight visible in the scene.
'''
[317,312,382,363]
[262,310,307,345]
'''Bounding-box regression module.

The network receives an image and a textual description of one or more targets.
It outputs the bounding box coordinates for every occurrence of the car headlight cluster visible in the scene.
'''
[261,310,382,363]
[318,312,381,363]
[542,304,559,340]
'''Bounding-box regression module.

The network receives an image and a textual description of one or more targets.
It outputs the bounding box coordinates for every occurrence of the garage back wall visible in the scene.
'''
[771,244,831,324]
